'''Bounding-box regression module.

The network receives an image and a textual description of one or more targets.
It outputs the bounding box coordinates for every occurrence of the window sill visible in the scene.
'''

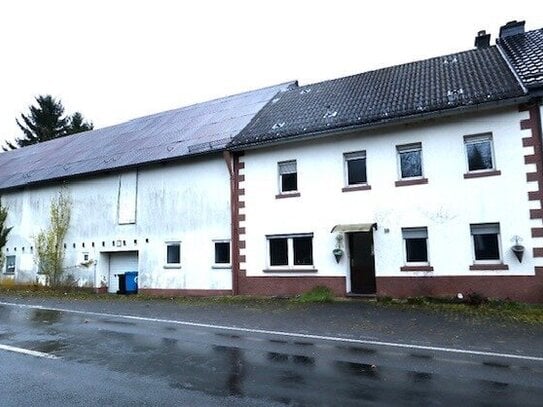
[342,184,372,193]
[262,268,318,273]
[2,272,15,276]
[275,192,301,199]
[163,264,182,269]
[400,265,434,272]
[212,264,232,269]
[395,178,428,187]
[463,170,501,179]
[469,263,509,271]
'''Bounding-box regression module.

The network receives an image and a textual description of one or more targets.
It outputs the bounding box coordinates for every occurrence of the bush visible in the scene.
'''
[296,286,335,303]
[465,292,488,307]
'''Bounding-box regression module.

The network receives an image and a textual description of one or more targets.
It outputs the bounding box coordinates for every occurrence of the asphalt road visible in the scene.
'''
[0,299,542,406]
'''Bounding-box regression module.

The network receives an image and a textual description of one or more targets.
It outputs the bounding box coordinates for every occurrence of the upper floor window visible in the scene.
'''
[397,143,423,179]
[278,160,297,194]
[267,234,313,269]
[4,255,15,274]
[344,151,367,186]
[470,223,501,262]
[465,134,495,172]
[402,227,429,264]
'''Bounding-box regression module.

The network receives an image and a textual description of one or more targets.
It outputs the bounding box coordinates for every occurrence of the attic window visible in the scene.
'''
[323,110,338,119]
[272,122,285,130]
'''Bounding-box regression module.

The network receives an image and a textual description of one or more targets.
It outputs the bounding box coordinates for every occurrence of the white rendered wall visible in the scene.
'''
[1,155,232,290]
[240,107,540,290]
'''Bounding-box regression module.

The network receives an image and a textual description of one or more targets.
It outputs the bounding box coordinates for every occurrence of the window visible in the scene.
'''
[397,143,423,179]
[471,223,501,262]
[118,171,138,224]
[165,242,181,267]
[278,160,297,193]
[402,227,428,263]
[267,234,314,269]
[213,241,231,267]
[344,151,367,186]
[465,134,495,172]
[4,255,15,274]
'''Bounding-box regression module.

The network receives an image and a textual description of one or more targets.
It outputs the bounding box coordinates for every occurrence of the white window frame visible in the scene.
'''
[164,241,181,269]
[344,151,368,186]
[277,160,298,194]
[470,223,502,264]
[266,233,314,270]
[396,143,423,180]
[402,227,430,266]
[4,255,15,274]
[464,133,496,173]
[212,240,231,269]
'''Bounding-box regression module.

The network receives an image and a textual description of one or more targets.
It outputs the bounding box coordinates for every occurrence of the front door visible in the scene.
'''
[348,232,376,294]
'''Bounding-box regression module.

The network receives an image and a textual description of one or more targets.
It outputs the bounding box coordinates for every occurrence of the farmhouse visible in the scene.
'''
[228,21,543,302]
[1,20,542,301]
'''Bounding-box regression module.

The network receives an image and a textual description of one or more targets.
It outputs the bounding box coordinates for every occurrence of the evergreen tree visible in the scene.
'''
[67,112,94,135]
[3,95,93,150]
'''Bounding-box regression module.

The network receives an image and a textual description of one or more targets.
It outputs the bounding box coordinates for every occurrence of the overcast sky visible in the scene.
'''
[0,1,541,147]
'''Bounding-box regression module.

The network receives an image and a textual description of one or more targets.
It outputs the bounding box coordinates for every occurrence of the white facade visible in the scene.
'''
[1,155,232,291]
[239,106,541,292]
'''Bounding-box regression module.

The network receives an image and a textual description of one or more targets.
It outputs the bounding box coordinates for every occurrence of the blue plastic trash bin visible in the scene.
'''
[124,272,138,294]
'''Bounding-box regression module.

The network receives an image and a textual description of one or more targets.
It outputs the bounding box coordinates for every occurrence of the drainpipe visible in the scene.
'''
[223,151,240,295]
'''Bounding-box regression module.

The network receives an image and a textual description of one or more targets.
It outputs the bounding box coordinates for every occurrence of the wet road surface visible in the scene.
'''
[1,302,543,406]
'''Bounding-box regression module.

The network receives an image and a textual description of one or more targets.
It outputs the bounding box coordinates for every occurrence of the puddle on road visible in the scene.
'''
[30,309,63,326]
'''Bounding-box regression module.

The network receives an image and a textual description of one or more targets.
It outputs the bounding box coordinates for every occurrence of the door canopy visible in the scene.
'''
[330,223,377,233]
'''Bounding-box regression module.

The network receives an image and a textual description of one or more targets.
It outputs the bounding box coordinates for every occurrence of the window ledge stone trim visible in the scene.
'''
[262,268,318,273]
[163,264,182,269]
[400,265,434,272]
[463,170,501,179]
[342,184,372,192]
[395,178,428,187]
[275,192,301,199]
[469,263,509,270]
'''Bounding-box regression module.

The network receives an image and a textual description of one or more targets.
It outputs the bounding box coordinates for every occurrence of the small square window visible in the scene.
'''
[344,151,367,186]
[465,134,495,172]
[5,255,15,274]
[402,227,428,263]
[267,234,314,269]
[397,144,423,179]
[278,160,297,193]
[165,242,181,267]
[214,241,231,266]
[470,223,501,262]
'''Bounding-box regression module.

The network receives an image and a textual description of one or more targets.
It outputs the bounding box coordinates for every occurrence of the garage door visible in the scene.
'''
[108,251,139,293]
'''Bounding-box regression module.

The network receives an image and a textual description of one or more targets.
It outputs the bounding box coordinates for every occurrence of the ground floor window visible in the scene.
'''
[470,223,501,262]
[213,240,231,267]
[402,227,429,263]
[4,255,15,274]
[267,234,313,269]
[165,241,181,268]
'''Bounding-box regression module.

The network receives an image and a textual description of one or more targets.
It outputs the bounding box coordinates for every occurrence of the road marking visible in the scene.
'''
[1,301,543,363]
[0,343,59,360]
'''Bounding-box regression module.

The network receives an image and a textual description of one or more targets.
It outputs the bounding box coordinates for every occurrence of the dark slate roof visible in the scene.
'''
[498,28,543,89]
[230,46,525,148]
[0,82,295,191]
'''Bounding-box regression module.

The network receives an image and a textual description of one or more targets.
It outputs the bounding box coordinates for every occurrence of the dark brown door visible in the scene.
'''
[349,232,376,294]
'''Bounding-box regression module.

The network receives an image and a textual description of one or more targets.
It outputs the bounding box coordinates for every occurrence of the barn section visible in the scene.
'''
[0,81,295,294]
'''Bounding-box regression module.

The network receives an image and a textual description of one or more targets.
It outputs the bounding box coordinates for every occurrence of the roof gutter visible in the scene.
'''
[229,95,532,152]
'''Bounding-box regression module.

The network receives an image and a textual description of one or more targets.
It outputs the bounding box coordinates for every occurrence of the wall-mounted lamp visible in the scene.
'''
[511,235,525,263]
